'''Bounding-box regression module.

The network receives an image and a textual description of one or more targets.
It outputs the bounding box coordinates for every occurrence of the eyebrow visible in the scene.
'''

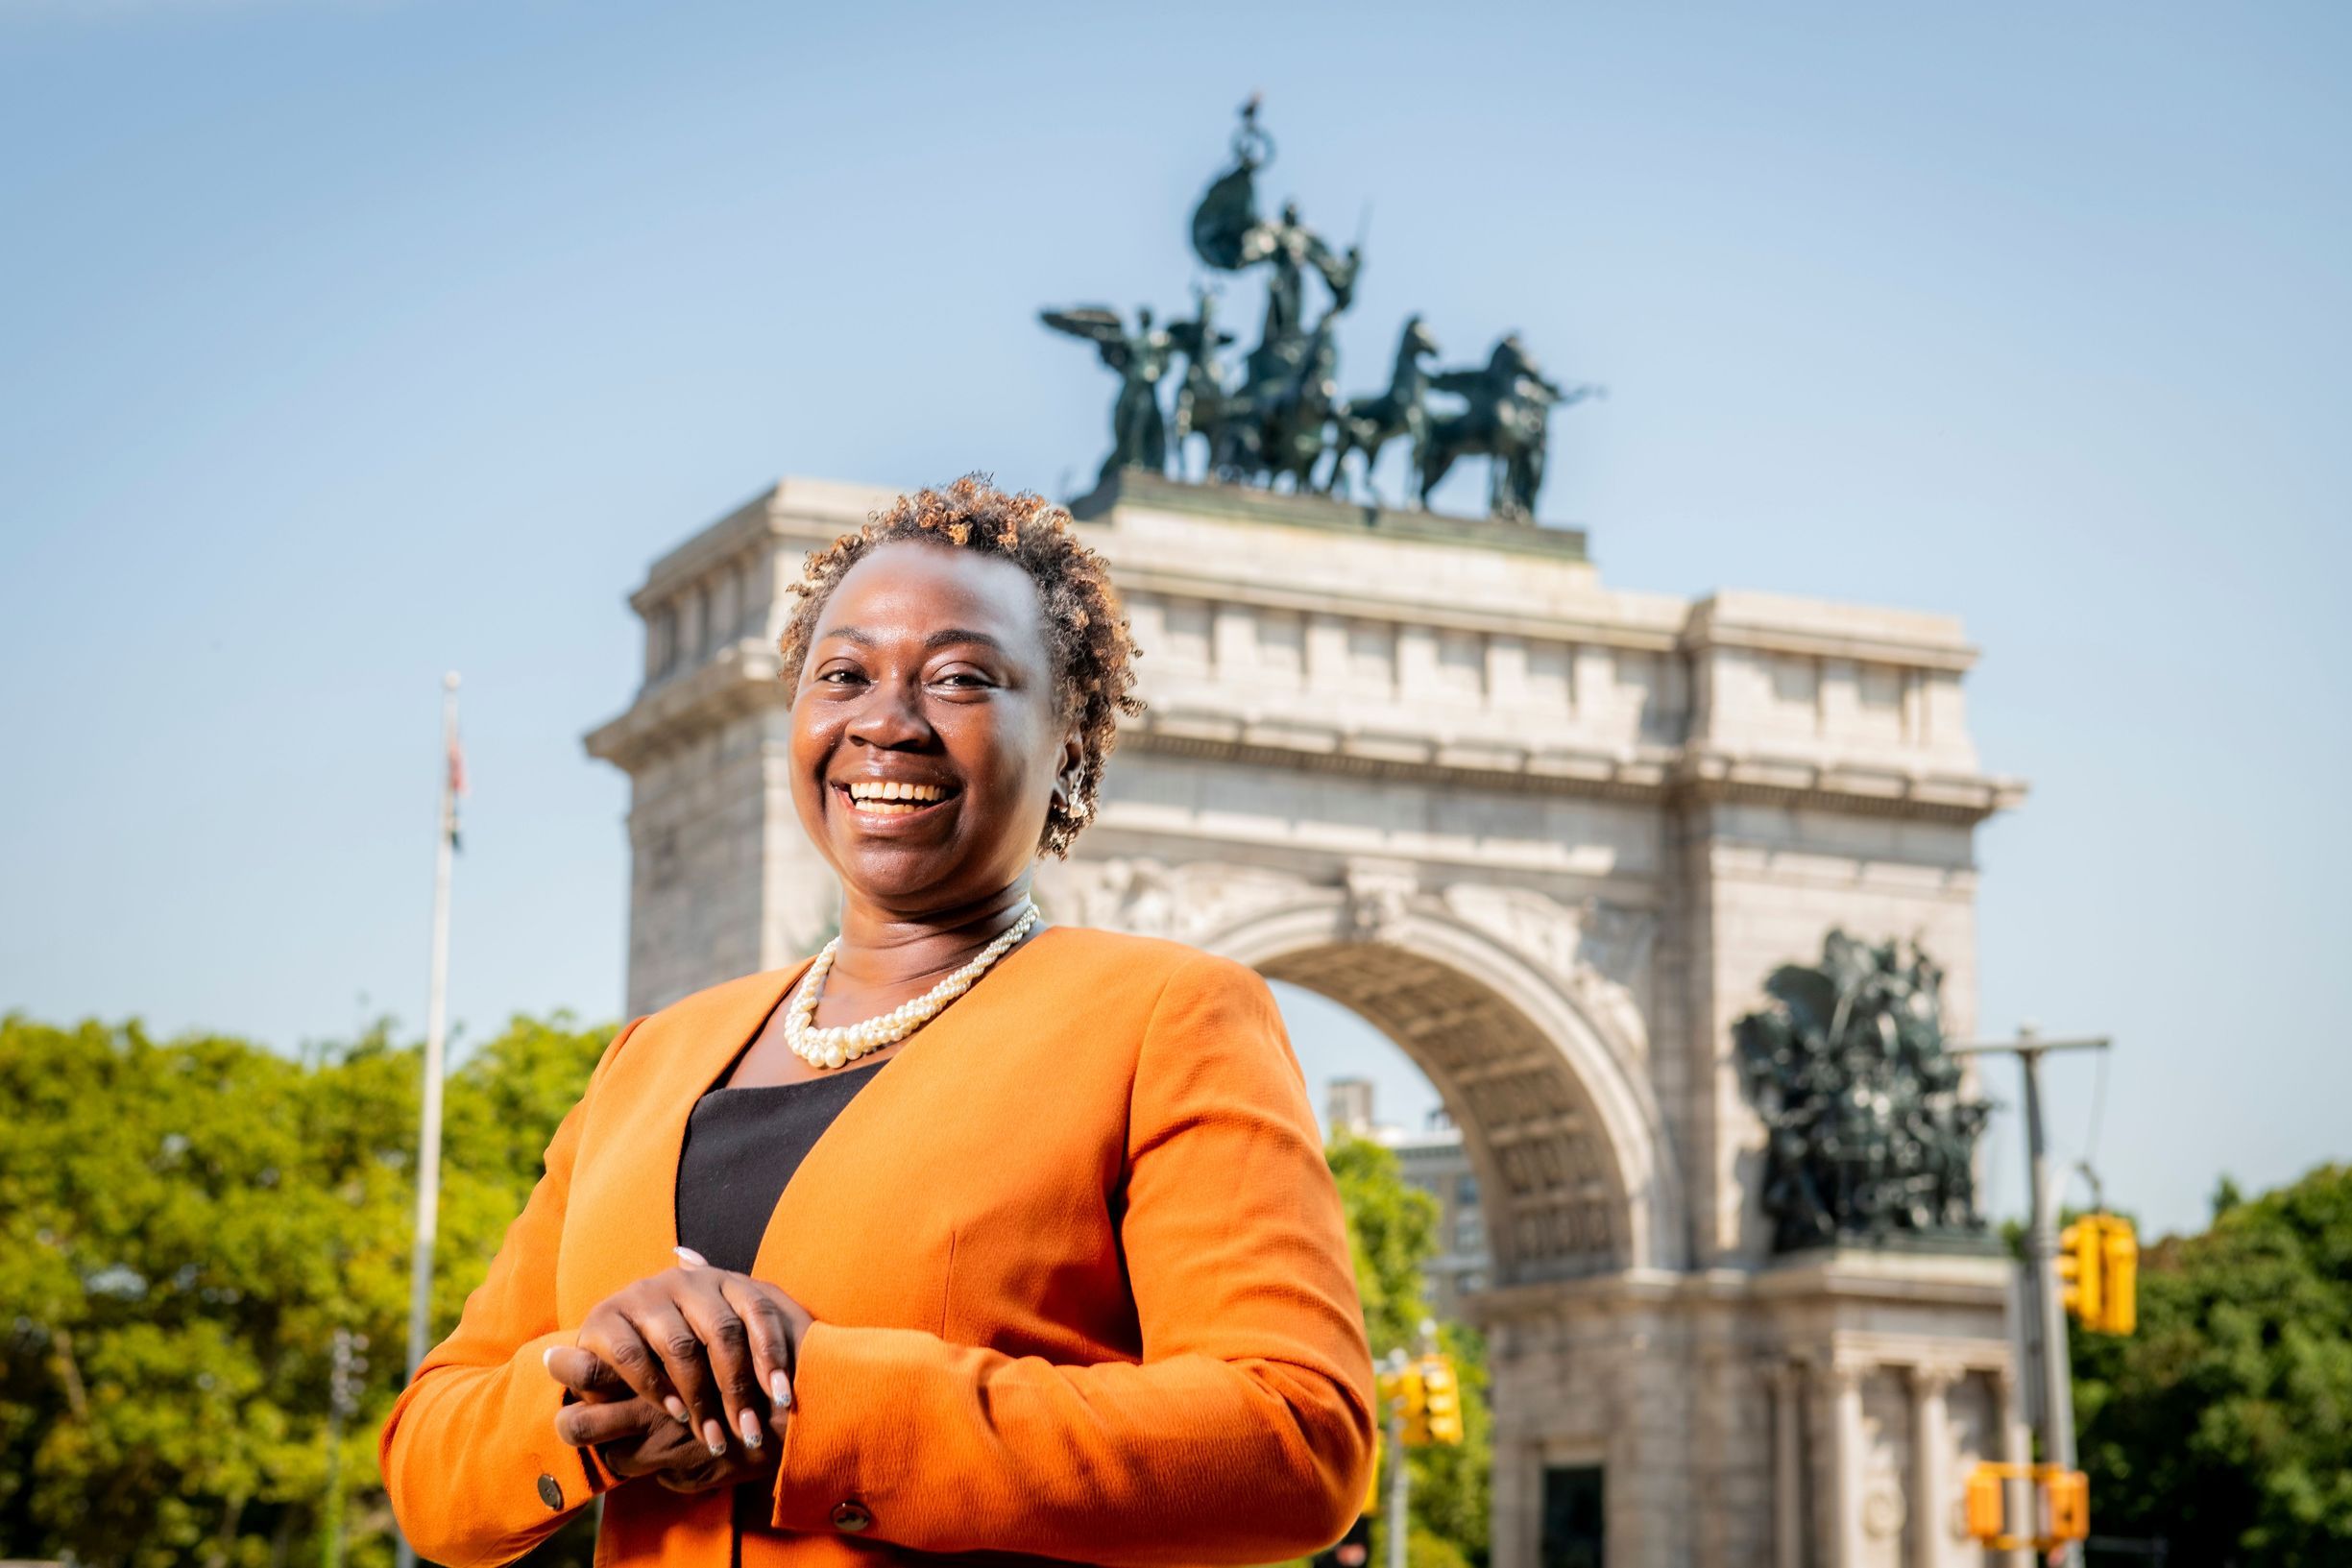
[820,626,1011,655]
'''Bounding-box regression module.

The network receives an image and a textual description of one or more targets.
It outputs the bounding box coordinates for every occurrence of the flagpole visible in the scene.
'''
[398,671,460,1568]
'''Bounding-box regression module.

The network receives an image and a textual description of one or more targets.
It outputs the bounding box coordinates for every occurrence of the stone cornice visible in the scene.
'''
[584,658,2026,825]
[1467,1247,2014,1326]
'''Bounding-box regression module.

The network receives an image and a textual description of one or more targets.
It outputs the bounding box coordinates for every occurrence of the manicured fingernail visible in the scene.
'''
[673,1246,707,1268]
[770,1370,793,1409]
[702,1417,728,1456]
[739,1409,763,1449]
[665,1396,689,1423]
[542,1346,558,1369]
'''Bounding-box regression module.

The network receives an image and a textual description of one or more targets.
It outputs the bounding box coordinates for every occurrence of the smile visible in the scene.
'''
[833,780,959,820]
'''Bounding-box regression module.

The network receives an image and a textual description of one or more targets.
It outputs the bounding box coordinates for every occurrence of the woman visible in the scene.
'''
[379,477,1376,1567]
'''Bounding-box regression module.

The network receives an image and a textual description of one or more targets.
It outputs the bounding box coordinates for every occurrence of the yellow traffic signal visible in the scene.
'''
[2057,1218,2103,1327]
[2058,1213,2139,1335]
[1378,1362,1429,1446]
[1419,1355,1465,1446]
[2097,1215,2138,1336]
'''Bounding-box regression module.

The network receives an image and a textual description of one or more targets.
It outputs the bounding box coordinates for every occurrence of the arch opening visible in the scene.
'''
[1260,939,1633,1286]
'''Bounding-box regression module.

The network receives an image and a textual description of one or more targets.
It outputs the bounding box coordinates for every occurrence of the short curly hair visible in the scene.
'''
[776,475,1145,859]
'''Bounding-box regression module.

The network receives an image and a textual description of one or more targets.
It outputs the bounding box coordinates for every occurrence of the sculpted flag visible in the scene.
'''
[1190,155,1260,273]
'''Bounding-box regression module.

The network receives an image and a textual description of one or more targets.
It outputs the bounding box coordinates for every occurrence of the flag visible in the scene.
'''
[445,726,468,853]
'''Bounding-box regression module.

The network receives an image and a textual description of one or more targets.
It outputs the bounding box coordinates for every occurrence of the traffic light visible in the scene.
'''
[2057,1218,2103,1327]
[1379,1362,1429,1445]
[2057,1213,2139,1336]
[1419,1355,1465,1446]
[2097,1215,2138,1336]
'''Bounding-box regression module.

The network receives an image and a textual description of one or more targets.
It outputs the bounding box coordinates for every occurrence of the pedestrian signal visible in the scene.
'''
[1962,1463,2090,1551]
[1418,1355,1465,1446]
[2046,1469,2090,1541]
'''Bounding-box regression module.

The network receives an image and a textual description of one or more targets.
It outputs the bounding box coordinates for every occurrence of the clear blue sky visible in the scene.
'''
[3,3,2344,1240]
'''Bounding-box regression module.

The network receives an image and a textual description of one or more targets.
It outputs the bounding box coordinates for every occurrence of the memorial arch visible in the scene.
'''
[589,471,2032,1568]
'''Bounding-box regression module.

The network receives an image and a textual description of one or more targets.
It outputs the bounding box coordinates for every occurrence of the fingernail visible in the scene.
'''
[665,1396,689,1423]
[673,1246,707,1268]
[541,1346,558,1369]
[770,1370,793,1409]
[739,1409,763,1449]
[702,1417,728,1456]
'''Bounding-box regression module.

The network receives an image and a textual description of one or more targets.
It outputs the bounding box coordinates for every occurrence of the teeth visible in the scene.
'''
[845,781,946,808]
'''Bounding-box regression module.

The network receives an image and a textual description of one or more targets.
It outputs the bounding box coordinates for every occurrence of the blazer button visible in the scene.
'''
[536,1473,564,1511]
[830,1500,873,1533]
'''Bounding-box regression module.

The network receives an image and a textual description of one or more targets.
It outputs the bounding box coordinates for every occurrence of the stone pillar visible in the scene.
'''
[1908,1363,1960,1568]
[1770,1362,1805,1568]
[1827,1361,1868,1568]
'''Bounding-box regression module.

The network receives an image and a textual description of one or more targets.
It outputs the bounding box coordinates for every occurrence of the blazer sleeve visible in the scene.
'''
[377,1017,643,1568]
[767,953,1377,1565]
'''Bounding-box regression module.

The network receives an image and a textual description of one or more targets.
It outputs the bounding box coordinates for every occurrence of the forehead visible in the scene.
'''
[814,539,1050,655]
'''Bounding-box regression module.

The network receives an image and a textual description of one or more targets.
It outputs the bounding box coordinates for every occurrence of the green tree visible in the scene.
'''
[1325,1131,1493,1568]
[2072,1164,2352,1566]
[0,1011,612,1568]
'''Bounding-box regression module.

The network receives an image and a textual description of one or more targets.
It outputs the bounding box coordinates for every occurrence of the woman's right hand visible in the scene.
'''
[566,1256,810,1460]
[545,1350,778,1493]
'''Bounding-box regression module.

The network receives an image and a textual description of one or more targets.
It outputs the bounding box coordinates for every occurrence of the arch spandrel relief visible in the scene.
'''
[1034,853,1687,1282]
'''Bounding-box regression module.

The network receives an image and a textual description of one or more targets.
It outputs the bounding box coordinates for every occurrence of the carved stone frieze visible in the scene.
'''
[1032,856,1315,946]
[1438,882,1656,1054]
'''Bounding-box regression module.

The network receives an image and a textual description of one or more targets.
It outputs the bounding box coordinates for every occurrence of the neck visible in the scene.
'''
[828,880,1040,993]
[1394,345,1426,398]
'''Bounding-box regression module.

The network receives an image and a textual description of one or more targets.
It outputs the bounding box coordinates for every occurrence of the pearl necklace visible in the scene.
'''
[785,901,1042,1070]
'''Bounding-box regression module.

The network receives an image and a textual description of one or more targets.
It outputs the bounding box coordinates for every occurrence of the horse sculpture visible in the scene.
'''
[1321,314,1440,499]
[1208,317,1342,493]
[1417,334,1599,519]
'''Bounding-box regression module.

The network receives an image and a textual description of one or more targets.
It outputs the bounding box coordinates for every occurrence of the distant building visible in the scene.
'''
[1326,1076,1490,1318]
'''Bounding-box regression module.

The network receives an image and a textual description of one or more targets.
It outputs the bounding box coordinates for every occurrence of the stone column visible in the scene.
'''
[1826,1361,1869,1568]
[1770,1362,1806,1568]
[1907,1363,1960,1568]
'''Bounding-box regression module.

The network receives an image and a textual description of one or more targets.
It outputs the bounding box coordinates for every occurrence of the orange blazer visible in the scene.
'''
[379,927,1376,1568]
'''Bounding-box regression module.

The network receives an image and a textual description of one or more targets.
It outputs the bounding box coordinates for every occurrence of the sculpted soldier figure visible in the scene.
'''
[1734,930,1993,1252]
[1039,305,1177,488]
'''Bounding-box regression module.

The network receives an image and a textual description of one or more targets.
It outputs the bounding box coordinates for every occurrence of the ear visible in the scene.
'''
[1052,733,1086,808]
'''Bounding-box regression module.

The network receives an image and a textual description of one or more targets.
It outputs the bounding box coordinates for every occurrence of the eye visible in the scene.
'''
[815,667,864,686]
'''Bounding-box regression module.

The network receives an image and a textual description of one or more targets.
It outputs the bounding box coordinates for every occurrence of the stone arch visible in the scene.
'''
[1202,898,1688,1282]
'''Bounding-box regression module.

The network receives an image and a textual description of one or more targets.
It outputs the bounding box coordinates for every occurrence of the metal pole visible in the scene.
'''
[2021,1046,2079,1568]
[398,673,460,1568]
[1953,1028,2105,1568]
[1386,1349,1409,1568]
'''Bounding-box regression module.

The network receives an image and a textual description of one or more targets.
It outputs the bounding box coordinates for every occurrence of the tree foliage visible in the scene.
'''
[0,1011,611,1568]
[2073,1164,2352,1566]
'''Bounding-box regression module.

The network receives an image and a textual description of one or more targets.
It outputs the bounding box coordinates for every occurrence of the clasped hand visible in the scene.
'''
[544,1250,813,1494]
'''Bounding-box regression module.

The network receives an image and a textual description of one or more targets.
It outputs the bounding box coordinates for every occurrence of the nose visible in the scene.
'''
[844,674,934,751]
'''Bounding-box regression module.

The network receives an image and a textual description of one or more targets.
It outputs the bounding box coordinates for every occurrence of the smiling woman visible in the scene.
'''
[379,476,1377,1568]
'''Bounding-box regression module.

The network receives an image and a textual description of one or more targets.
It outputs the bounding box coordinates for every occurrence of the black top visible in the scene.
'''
[673,1059,885,1273]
